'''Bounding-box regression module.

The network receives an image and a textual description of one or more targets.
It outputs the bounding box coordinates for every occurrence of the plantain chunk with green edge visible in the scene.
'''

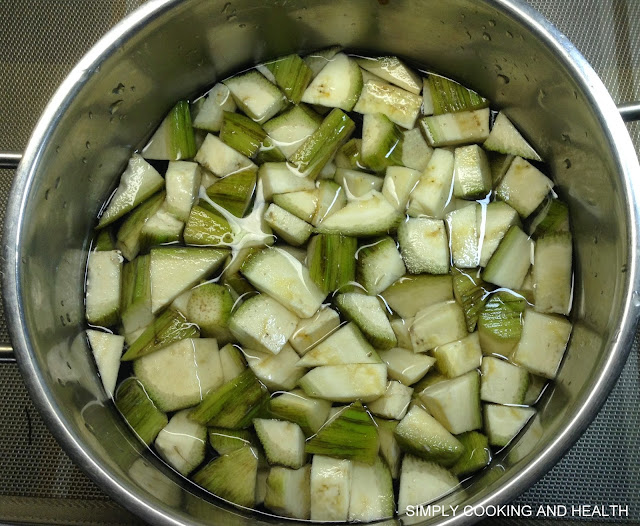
[427,74,489,115]
[308,234,357,294]
[142,100,197,161]
[288,108,355,178]
[205,168,257,218]
[183,205,233,246]
[305,402,379,464]
[115,377,168,445]
[121,308,199,361]
[477,290,526,357]
[219,111,269,159]
[192,445,259,508]
[188,369,268,428]
[265,54,313,104]
[452,267,492,332]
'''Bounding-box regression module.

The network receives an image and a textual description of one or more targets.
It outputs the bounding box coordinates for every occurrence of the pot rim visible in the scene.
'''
[3,0,640,525]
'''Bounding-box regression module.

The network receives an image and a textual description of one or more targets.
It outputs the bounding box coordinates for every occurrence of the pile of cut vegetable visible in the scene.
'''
[85,47,573,521]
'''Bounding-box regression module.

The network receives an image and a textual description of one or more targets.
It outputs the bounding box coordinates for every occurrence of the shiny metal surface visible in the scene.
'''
[0,152,22,170]
[3,0,640,525]
[619,101,640,122]
[0,344,16,362]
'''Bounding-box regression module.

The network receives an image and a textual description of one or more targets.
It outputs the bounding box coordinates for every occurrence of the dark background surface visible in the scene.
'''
[0,1,639,524]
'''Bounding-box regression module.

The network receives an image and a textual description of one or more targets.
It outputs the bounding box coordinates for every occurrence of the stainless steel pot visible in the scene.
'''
[3,0,640,524]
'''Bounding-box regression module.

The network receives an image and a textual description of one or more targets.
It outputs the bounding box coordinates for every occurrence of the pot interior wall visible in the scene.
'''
[12,0,633,524]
